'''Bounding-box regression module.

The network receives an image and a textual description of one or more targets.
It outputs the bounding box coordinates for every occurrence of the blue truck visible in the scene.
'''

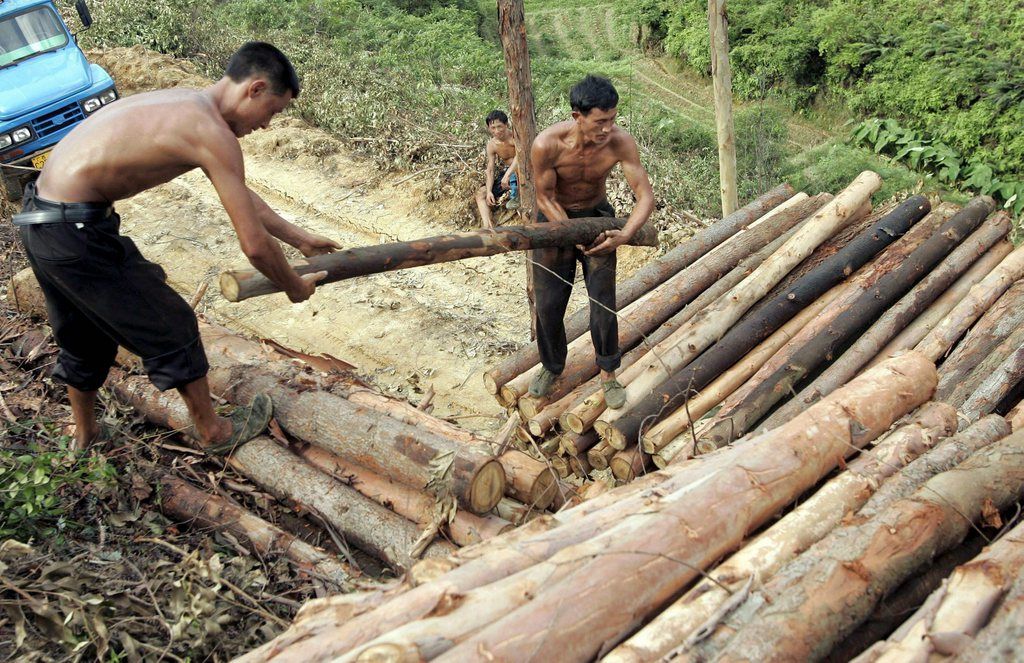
[0,0,116,200]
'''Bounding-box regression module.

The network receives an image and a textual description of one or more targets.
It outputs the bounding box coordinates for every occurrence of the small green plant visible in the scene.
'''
[0,442,117,543]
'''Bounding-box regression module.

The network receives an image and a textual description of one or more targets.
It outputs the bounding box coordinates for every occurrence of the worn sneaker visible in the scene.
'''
[529,367,560,398]
[603,379,627,410]
[203,393,273,455]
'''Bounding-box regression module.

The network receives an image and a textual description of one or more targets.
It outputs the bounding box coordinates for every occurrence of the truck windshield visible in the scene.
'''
[0,6,69,68]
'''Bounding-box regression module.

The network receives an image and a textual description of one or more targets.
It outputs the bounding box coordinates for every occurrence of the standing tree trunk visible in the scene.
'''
[709,0,738,215]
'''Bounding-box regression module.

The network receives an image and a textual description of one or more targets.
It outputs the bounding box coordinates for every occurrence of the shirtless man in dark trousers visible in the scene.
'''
[474,109,519,228]
[15,42,339,452]
[528,75,655,409]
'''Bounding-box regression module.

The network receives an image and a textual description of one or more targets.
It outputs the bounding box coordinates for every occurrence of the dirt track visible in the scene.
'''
[89,48,656,432]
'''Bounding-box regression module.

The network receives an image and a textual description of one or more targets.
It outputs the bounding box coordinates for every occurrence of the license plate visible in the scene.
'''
[31,151,51,169]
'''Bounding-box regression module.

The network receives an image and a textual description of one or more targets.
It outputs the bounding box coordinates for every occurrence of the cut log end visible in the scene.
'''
[355,642,421,662]
[527,418,546,437]
[499,385,519,408]
[562,411,586,435]
[605,426,628,451]
[482,371,500,395]
[518,395,545,419]
[530,466,559,510]
[219,272,242,303]
[469,460,507,513]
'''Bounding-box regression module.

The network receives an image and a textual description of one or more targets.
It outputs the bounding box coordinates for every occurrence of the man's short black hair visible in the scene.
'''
[485,109,509,126]
[570,75,618,114]
[226,42,300,98]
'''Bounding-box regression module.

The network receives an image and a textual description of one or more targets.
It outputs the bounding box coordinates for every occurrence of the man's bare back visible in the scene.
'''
[37,87,283,204]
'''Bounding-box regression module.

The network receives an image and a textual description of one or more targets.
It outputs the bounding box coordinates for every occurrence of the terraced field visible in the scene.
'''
[523,1,831,151]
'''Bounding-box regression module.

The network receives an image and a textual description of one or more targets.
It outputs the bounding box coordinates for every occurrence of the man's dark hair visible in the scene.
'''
[226,42,300,98]
[570,75,618,114]
[485,109,509,126]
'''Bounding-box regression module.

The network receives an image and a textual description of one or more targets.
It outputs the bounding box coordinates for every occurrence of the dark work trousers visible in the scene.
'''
[17,183,208,392]
[532,200,621,375]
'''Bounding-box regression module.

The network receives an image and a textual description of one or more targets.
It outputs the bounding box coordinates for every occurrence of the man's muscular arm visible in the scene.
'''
[247,191,341,256]
[484,139,497,206]
[532,135,569,222]
[198,125,325,302]
[585,132,655,256]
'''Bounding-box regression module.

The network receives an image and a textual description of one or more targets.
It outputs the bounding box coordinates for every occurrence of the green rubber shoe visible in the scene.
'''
[529,367,560,398]
[603,379,627,410]
[203,393,273,456]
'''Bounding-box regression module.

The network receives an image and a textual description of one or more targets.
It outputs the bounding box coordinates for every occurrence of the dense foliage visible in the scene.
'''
[621,0,1023,190]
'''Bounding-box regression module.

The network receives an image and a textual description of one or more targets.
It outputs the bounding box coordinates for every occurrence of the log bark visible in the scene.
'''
[594,171,882,442]
[158,474,354,589]
[609,445,649,482]
[481,185,795,396]
[604,402,957,663]
[501,193,823,406]
[700,196,991,448]
[854,519,1024,662]
[959,334,1024,424]
[496,0,537,217]
[774,210,1011,422]
[946,556,1024,662]
[296,445,511,548]
[603,194,930,448]
[915,241,1024,361]
[869,239,1013,367]
[220,217,659,302]
[935,278,1024,403]
[709,0,738,215]
[587,438,618,471]
[709,428,1024,663]
[498,449,558,510]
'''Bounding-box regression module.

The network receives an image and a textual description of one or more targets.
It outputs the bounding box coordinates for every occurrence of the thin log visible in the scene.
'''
[700,196,992,448]
[915,242,1024,361]
[710,428,1024,663]
[774,210,1011,422]
[709,0,738,215]
[158,474,354,589]
[605,402,957,663]
[936,278,1024,403]
[603,194,930,448]
[609,445,649,482]
[481,185,795,396]
[587,438,617,471]
[594,171,882,442]
[855,519,1024,662]
[959,335,1024,424]
[498,449,558,510]
[494,497,540,526]
[869,240,1013,367]
[501,193,823,406]
[296,445,512,547]
[221,216,659,302]
[560,430,599,456]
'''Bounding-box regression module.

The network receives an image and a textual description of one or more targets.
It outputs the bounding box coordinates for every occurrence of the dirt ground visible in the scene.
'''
[84,47,658,433]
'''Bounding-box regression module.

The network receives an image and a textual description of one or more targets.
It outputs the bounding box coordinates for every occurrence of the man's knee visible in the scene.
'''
[53,345,117,392]
[143,336,210,392]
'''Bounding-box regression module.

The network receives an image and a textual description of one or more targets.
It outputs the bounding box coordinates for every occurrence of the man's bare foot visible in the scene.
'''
[71,423,101,452]
[198,393,274,456]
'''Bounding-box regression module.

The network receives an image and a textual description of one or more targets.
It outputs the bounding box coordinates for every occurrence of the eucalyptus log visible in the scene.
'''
[296,445,512,547]
[602,194,929,448]
[774,210,1011,422]
[855,519,1024,662]
[916,242,1024,361]
[709,428,1024,663]
[959,335,1024,424]
[481,185,795,397]
[498,449,558,510]
[560,430,599,456]
[946,557,1024,662]
[936,278,1024,403]
[870,240,1013,366]
[700,196,991,448]
[501,193,825,406]
[593,171,882,442]
[610,445,649,482]
[221,216,659,302]
[587,438,617,471]
[158,474,354,589]
[605,402,956,663]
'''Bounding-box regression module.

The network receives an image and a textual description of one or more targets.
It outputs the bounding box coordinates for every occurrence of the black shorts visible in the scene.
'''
[17,184,208,391]
[490,168,508,201]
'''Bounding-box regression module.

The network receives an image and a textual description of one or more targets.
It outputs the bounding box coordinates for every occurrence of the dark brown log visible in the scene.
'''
[603,195,931,448]
[700,196,993,448]
[481,185,796,396]
[158,474,354,589]
[777,211,1010,422]
[220,217,659,302]
[502,192,826,406]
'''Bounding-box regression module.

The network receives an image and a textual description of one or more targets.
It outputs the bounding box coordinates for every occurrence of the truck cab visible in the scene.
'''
[0,0,116,200]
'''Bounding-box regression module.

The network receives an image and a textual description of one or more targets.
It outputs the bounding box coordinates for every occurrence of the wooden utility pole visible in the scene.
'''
[497,0,539,337]
[708,0,738,216]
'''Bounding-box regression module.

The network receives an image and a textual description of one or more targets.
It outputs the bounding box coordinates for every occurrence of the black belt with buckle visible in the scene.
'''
[12,205,114,226]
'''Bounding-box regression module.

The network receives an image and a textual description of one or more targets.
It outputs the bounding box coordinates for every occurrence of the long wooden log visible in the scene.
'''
[605,402,957,663]
[699,196,992,448]
[772,210,1011,423]
[915,242,1024,361]
[591,171,882,442]
[500,193,824,406]
[854,518,1024,662]
[221,216,659,302]
[674,414,1010,662]
[481,185,795,396]
[936,278,1024,403]
[609,445,649,482]
[158,474,354,589]
[959,335,1024,424]
[498,449,558,509]
[709,427,1024,663]
[869,239,1013,367]
[944,555,1024,662]
[601,194,930,447]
